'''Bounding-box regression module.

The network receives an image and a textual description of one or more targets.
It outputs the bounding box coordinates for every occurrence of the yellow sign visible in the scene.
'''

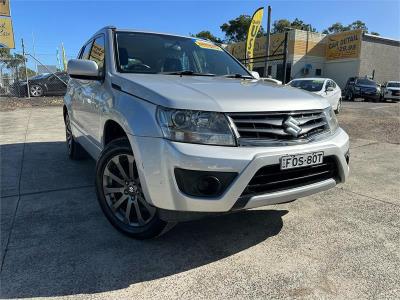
[195,40,222,51]
[246,7,264,70]
[0,17,14,48]
[0,0,10,17]
[326,29,362,60]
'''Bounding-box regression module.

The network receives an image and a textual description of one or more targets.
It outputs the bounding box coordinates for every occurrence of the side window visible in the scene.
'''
[80,42,93,60]
[89,35,105,75]
[331,81,336,88]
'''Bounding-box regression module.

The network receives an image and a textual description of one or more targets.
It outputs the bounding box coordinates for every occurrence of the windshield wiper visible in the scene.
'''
[222,73,254,79]
[160,70,215,77]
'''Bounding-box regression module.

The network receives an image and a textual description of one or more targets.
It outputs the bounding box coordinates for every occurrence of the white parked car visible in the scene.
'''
[381,81,400,101]
[288,78,342,113]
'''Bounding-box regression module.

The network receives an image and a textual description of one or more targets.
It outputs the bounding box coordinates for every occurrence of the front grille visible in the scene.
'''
[228,110,329,145]
[240,156,338,198]
[361,88,376,94]
[392,90,400,96]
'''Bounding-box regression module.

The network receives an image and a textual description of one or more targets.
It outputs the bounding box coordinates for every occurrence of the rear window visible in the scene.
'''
[387,82,400,88]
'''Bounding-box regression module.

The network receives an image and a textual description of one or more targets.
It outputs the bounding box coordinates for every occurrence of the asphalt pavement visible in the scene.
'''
[0,102,399,299]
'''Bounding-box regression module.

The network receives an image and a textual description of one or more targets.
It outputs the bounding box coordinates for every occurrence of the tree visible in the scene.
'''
[290,18,316,32]
[349,20,368,32]
[272,18,316,33]
[272,19,291,33]
[370,31,380,36]
[220,15,265,42]
[191,31,222,43]
[323,20,376,35]
[322,22,350,34]
[0,48,11,58]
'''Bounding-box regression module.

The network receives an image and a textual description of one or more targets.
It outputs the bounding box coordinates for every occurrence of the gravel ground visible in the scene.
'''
[338,100,400,144]
[0,96,64,111]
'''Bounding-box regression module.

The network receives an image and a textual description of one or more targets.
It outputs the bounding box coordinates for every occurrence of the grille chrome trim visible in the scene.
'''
[228,110,330,146]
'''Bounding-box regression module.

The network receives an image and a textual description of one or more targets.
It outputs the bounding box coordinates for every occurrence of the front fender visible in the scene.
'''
[104,89,163,138]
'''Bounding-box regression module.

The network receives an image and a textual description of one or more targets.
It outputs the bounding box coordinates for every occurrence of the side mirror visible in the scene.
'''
[326,86,334,92]
[251,71,260,80]
[67,59,100,80]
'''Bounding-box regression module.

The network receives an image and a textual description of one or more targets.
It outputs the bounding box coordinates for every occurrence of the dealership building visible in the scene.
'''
[227,29,400,88]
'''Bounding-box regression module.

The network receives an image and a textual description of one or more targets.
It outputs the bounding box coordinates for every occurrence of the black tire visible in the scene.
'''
[335,98,342,114]
[348,92,354,101]
[29,84,43,97]
[65,113,87,160]
[95,138,168,239]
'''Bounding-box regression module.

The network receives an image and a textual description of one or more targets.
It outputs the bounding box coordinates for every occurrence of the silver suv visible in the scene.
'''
[64,26,350,239]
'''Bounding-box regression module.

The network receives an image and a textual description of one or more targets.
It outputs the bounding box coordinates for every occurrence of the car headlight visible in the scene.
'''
[354,86,360,91]
[323,107,339,133]
[157,107,236,146]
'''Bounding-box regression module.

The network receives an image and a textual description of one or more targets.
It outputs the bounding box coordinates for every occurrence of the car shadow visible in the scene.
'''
[0,141,288,298]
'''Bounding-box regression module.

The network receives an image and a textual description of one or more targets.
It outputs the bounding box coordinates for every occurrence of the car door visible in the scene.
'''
[70,40,93,138]
[77,35,107,154]
[46,74,67,95]
[325,80,340,108]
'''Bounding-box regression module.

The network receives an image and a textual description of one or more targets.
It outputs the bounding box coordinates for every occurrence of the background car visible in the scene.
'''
[381,81,400,101]
[287,78,342,113]
[11,72,69,97]
[343,77,380,102]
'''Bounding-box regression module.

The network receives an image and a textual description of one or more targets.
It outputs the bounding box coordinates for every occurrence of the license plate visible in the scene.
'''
[280,152,324,170]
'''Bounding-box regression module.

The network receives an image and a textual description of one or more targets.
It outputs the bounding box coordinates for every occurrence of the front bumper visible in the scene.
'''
[128,128,350,213]
[383,93,400,100]
[357,91,380,99]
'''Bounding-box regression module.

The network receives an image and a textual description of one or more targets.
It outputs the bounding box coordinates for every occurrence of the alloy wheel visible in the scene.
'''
[30,85,43,97]
[102,154,156,227]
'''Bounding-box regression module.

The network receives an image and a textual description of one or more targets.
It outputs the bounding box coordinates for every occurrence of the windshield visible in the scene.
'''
[387,82,400,88]
[115,32,249,76]
[289,80,324,92]
[356,78,376,86]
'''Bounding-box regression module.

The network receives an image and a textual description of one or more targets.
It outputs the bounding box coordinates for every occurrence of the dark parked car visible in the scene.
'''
[11,72,69,97]
[344,77,380,102]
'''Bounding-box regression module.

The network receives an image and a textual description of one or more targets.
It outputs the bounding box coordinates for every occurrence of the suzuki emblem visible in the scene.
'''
[283,116,302,137]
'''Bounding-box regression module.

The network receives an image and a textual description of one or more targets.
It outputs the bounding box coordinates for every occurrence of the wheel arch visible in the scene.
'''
[63,105,68,122]
[103,119,129,147]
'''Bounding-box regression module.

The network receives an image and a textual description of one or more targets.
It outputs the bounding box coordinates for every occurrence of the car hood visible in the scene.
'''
[113,74,329,112]
[387,87,400,91]
[357,84,377,89]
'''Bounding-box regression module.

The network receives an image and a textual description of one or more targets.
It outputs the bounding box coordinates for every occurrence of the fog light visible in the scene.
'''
[197,176,221,195]
[174,168,237,197]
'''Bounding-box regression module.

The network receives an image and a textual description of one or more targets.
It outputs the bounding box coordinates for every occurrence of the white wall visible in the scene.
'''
[324,59,360,88]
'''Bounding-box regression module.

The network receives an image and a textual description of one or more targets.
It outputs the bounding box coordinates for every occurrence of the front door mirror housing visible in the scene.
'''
[326,86,334,92]
[251,71,260,80]
[67,59,100,80]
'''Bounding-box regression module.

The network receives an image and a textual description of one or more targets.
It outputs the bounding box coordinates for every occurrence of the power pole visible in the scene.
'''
[21,38,30,98]
[264,5,272,77]
[32,32,38,75]
[282,31,289,84]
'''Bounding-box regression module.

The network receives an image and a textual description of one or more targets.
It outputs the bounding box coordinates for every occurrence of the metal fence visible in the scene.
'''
[0,52,68,98]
